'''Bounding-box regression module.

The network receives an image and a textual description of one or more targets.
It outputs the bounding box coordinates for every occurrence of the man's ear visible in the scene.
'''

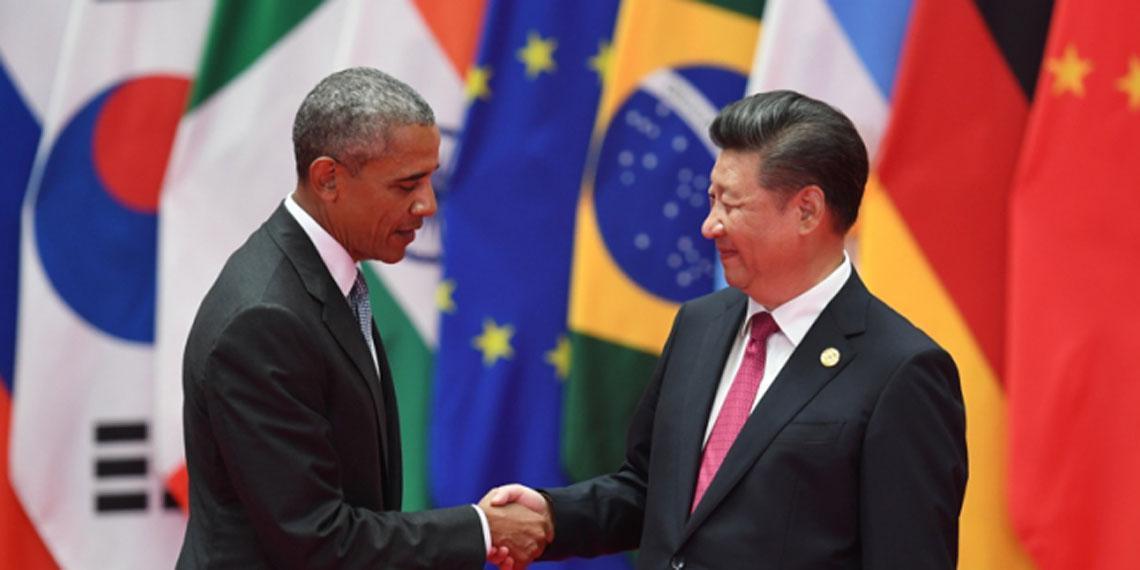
[307,157,339,202]
[795,185,826,234]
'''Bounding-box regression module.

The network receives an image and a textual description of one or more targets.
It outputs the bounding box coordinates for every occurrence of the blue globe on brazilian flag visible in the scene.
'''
[564,0,763,482]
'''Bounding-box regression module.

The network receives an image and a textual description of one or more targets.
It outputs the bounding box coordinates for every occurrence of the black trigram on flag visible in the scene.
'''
[93,421,181,513]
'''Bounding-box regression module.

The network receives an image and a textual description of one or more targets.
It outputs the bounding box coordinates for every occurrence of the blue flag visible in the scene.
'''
[0,60,40,392]
[431,0,627,567]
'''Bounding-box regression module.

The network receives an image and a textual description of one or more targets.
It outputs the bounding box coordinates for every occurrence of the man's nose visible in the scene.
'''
[412,184,438,217]
[701,208,723,239]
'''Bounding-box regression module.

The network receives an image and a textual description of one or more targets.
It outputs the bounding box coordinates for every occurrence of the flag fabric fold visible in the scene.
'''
[9,2,212,567]
[429,1,628,567]
[1007,1,1140,567]
[862,0,1052,567]
[562,0,762,484]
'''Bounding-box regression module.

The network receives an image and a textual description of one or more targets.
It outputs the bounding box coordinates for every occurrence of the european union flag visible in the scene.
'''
[431,0,626,568]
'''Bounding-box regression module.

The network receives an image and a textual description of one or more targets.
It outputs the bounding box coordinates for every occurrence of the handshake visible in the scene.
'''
[479,484,553,569]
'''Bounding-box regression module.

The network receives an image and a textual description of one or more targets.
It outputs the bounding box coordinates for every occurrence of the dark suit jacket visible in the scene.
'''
[543,273,967,569]
[178,205,484,569]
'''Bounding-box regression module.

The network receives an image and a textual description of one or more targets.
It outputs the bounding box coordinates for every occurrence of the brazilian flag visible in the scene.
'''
[563,0,764,482]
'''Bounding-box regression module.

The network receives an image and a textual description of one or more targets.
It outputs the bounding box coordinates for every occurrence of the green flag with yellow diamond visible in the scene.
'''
[563,0,764,482]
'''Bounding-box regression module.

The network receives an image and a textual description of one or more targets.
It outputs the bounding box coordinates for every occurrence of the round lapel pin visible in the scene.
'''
[820,347,840,368]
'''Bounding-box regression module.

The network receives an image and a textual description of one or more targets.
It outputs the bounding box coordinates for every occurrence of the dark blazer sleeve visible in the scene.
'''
[541,305,686,560]
[859,347,967,569]
[204,303,485,569]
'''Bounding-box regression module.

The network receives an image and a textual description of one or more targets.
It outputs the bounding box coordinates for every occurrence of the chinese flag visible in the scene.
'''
[1007,0,1140,568]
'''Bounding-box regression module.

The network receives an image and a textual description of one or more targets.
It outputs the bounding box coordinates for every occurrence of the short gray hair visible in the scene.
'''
[293,67,435,178]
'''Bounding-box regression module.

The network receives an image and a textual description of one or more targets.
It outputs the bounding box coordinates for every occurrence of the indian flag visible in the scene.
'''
[155,0,485,512]
[563,0,762,482]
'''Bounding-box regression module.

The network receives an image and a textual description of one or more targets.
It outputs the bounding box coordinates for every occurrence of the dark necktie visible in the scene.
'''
[348,271,376,359]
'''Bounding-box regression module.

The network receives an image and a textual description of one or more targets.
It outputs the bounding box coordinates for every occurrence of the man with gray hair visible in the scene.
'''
[178,67,549,569]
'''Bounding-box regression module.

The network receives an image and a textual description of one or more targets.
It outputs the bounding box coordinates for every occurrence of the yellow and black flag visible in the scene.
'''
[861,0,1052,567]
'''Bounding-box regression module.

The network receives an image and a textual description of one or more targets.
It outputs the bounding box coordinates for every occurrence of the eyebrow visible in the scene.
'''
[395,164,440,183]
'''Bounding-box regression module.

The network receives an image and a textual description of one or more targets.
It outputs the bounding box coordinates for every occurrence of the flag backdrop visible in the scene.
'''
[7,2,1140,569]
[862,0,1052,567]
[430,2,631,566]
[1008,1,1140,567]
[0,0,70,566]
[748,0,911,162]
[9,1,211,567]
[155,0,484,511]
[561,0,763,485]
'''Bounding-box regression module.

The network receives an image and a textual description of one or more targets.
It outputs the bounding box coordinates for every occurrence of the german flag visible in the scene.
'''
[861,0,1051,567]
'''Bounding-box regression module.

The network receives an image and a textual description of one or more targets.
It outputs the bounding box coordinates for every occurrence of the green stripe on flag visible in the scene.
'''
[563,333,658,482]
[188,0,323,110]
[362,267,434,512]
[691,0,766,19]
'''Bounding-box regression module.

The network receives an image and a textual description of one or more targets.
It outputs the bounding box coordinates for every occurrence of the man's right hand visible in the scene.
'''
[480,485,553,568]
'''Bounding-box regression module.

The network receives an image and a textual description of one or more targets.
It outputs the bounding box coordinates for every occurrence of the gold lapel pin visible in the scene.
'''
[820,347,840,368]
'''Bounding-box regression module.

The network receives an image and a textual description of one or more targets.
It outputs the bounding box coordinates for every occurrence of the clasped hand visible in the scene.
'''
[480,484,552,569]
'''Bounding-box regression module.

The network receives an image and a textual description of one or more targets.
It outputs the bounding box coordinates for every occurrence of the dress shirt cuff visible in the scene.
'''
[473,504,492,555]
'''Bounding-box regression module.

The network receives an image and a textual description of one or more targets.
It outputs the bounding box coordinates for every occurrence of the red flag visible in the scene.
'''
[863,0,1050,566]
[1008,1,1140,568]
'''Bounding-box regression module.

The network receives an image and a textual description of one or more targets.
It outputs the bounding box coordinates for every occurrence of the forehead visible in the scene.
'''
[711,149,762,190]
[365,124,440,176]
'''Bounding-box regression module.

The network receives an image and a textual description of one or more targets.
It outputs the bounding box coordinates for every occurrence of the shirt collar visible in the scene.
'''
[284,194,358,298]
[742,252,852,347]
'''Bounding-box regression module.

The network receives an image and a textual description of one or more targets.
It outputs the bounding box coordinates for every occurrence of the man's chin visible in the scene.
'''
[372,247,406,264]
[721,268,750,291]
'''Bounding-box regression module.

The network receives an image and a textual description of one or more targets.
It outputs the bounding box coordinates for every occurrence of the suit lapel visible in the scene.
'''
[683,274,870,538]
[264,205,392,474]
[673,292,747,526]
[372,326,403,508]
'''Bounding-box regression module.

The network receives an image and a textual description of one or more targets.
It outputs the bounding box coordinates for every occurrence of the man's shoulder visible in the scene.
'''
[189,223,307,337]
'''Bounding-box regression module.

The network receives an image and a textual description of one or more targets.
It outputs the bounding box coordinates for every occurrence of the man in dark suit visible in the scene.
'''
[488,90,967,569]
[177,67,549,569]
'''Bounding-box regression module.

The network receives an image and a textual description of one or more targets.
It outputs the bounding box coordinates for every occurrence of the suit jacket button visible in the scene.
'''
[670,556,685,569]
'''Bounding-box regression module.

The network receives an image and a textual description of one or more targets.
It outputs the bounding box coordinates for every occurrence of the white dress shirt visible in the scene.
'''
[284,196,493,553]
[702,253,852,446]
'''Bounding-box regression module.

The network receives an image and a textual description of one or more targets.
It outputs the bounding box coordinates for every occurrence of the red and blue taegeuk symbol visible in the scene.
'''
[34,75,189,343]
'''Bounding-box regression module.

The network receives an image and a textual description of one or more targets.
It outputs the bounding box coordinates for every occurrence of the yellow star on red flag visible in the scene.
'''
[1117,55,1140,111]
[1046,43,1094,97]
